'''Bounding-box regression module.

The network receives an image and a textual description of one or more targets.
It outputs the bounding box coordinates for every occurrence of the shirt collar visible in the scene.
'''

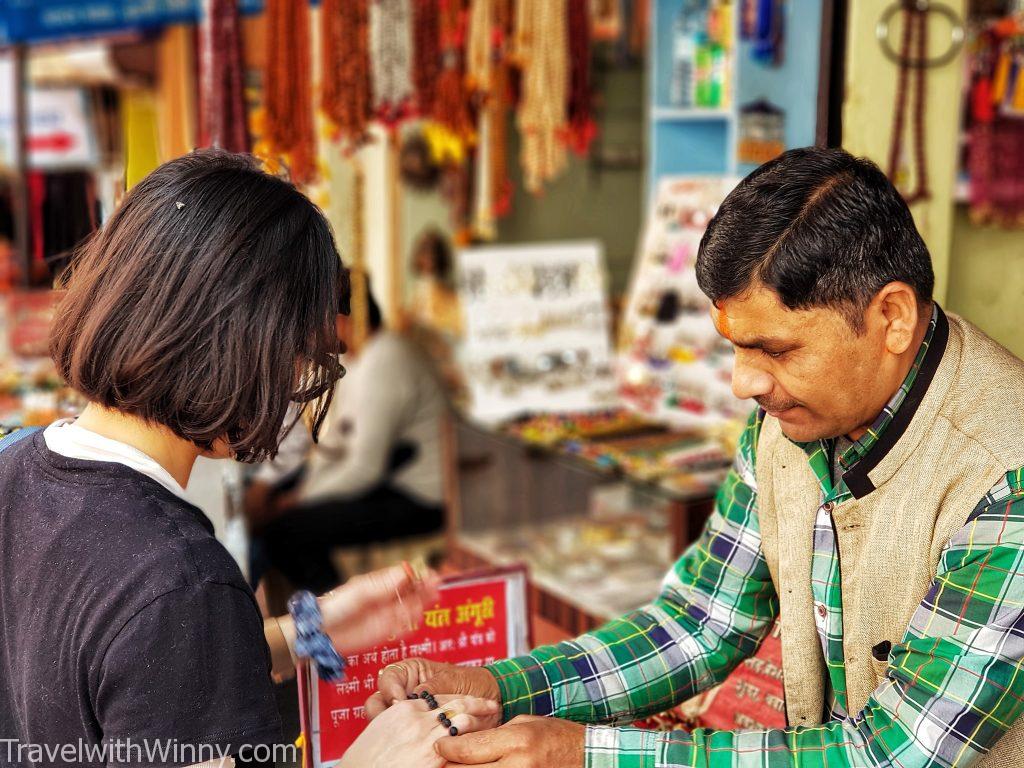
[793,304,946,500]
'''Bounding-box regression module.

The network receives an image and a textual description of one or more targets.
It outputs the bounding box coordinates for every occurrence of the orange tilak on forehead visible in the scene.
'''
[711,302,733,340]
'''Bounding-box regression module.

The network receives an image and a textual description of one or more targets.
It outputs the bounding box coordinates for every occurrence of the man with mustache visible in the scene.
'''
[371,147,1024,767]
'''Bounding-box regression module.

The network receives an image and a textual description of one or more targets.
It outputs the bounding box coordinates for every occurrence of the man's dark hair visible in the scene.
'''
[695,147,934,329]
[50,149,348,462]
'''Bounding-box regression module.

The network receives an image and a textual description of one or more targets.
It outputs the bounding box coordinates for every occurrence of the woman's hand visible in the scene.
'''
[340,695,500,768]
[318,564,441,654]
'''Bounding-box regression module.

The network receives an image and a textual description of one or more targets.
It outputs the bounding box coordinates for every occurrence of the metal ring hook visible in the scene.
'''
[876,0,965,69]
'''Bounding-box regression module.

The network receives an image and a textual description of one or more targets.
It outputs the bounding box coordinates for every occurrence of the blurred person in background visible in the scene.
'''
[408,227,463,338]
[248,284,448,595]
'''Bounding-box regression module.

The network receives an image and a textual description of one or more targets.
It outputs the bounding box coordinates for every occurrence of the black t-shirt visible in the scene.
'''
[0,431,282,767]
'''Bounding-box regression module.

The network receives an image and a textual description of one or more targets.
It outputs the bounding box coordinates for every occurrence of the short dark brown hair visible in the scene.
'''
[696,147,933,330]
[50,149,348,462]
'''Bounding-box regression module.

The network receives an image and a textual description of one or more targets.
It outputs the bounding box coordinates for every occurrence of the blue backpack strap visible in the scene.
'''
[0,426,41,455]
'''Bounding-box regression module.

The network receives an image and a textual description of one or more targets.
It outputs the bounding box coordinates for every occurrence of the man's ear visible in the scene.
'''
[871,282,921,355]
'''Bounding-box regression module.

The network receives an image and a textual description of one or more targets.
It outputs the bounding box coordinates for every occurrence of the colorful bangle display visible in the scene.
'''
[287,590,347,682]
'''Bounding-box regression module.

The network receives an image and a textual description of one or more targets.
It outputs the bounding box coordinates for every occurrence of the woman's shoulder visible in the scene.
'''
[1,432,249,604]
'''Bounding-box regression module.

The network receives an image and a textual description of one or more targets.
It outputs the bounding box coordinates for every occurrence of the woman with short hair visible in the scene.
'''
[0,150,491,768]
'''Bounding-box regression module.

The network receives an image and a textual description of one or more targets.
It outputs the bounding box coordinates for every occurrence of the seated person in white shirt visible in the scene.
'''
[249,287,447,594]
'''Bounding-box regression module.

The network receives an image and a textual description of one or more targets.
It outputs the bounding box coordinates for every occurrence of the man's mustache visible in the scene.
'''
[755,396,800,412]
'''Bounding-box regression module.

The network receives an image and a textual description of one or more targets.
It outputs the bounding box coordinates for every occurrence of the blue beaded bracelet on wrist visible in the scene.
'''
[287,590,347,682]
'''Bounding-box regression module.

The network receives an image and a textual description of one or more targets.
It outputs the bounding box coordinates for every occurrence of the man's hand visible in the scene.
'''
[434,715,586,767]
[367,660,501,720]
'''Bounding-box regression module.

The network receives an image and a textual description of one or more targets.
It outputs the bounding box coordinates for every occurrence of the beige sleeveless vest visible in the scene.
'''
[755,313,1024,765]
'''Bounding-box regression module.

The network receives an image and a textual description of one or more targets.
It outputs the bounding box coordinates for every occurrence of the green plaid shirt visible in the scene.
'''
[486,308,1024,766]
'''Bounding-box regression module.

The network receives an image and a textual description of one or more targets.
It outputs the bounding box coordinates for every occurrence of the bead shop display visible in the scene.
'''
[618,177,751,430]
[254,0,603,220]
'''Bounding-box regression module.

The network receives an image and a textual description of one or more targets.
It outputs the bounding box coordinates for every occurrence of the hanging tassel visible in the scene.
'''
[264,0,316,184]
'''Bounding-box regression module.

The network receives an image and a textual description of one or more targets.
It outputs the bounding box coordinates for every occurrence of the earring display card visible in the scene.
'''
[455,241,618,424]
[619,177,752,431]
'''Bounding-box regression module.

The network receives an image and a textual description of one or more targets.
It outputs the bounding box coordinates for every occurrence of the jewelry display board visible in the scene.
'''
[455,241,618,424]
[618,176,751,431]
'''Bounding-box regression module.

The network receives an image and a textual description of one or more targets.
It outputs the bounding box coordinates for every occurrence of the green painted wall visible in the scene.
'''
[947,210,1024,359]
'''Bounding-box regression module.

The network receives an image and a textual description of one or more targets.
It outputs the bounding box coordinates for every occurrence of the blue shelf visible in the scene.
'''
[647,0,826,196]
[652,121,731,178]
[653,107,734,122]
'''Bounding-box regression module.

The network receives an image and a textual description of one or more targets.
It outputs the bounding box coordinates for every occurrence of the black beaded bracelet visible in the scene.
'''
[419,691,459,736]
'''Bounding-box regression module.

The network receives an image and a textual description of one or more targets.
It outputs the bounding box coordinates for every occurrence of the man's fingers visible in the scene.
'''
[377,662,416,705]
[439,696,501,716]
[434,729,509,764]
[364,691,389,720]
[413,669,471,698]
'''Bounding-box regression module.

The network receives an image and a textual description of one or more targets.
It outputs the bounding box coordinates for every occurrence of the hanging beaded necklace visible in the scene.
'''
[412,0,442,116]
[321,0,372,146]
[565,0,596,155]
[264,0,316,183]
[514,0,569,193]
[467,0,513,235]
[370,0,416,125]
[886,4,930,204]
[433,0,476,142]
[199,0,249,153]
